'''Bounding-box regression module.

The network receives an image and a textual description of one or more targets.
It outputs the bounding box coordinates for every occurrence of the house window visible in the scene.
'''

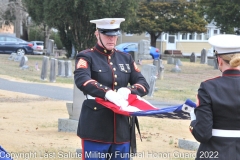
[168,36,175,43]
[196,34,202,40]
[189,33,194,40]
[203,29,210,40]
[214,30,218,34]
[182,33,187,40]
[204,33,209,40]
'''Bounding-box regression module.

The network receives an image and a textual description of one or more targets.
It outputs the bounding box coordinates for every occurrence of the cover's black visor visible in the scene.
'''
[98,28,121,36]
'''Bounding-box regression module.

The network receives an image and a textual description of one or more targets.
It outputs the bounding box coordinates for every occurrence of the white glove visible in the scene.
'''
[105,90,129,108]
[190,109,196,121]
[117,87,131,100]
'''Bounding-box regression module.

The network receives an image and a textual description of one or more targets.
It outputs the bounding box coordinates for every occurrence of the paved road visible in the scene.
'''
[0,77,178,108]
[0,78,73,101]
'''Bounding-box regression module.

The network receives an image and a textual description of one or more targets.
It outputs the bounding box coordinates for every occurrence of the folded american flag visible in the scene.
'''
[96,94,196,119]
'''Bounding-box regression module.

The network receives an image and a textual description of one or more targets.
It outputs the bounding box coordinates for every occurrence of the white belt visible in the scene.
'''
[212,129,240,137]
[86,94,95,100]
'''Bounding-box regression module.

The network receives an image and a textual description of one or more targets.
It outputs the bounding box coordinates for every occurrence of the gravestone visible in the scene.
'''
[65,60,72,77]
[40,56,49,80]
[190,52,196,62]
[46,39,54,56]
[19,56,29,69]
[55,59,58,76]
[153,59,164,79]
[14,55,22,62]
[207,59,215,66]
[49,58,57,82]
[178,139,199,151]
[213,59,218,70]
[159,59,164,80]
[200,49,207,64]
[8,53,17,61]
[138,40,152,60]
[58,60,65,77]
[141,64,157,97]
[153,59,160,78]
[58,60,62,76]
[167,57,174,64]
[174,58,182,66]
[171,64,181,73]
[58,84,85,132]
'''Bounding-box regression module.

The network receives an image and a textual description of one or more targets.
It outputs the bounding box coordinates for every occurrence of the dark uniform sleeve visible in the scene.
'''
[190,82,213,143]
[127,59,149,97]
[74,50,111,99]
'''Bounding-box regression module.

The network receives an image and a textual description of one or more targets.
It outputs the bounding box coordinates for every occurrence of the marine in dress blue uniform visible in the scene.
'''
[74,18,149,160]
[189,34,240,160]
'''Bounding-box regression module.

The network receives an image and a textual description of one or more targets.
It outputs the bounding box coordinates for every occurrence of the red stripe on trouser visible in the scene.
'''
[81,139,85,160]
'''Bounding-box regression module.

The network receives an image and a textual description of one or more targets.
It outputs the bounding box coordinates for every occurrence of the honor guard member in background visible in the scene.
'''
[189,34,240,160]
[74,18,149,160]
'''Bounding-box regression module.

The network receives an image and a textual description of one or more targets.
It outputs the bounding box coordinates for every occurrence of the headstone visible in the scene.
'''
[153,59,164,79]
[19,56,28,68]
[8,53,17,60]
[65,60,72,77]
[167,57,174,64]
[40,56,49,80]
[46,39,54,56]
[138,40,152,60]
[200,49,207,64]
[71,84,85,120]
[153,59,160,78]
[174,58,182,66]
[190,52,196,62]
[159,59,164,80]
[178,139,199,151]
[207,59,215,66]
[213,59,218,70]
[14,55,22,62]
[19,56,29,70]
[58,60,65,77]
[58,60,62,76]
[49,58,57,82]
[171,64,181,73]
[55,59,58,76]
[136,59,142,65]
[58,84,85,133]
[141,64,157,97]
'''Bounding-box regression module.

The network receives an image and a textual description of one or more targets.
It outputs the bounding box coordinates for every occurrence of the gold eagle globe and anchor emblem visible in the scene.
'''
[110,20,115,24]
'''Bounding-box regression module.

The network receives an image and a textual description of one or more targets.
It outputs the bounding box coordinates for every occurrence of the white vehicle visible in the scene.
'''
[31,41,44,55]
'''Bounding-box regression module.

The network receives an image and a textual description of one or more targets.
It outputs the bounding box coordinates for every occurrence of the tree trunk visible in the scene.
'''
[150,33,157,47]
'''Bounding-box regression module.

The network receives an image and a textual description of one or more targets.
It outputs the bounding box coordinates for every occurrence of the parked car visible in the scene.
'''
[115,42,161,59]
[0,35,33,55]
[31,41,44,55]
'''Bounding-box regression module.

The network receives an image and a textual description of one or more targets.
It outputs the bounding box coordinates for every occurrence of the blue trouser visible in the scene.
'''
[81,139,130,160]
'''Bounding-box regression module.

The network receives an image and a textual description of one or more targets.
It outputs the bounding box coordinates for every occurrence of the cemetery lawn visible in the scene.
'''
[0,89,196,160]
[0,54,221,160]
